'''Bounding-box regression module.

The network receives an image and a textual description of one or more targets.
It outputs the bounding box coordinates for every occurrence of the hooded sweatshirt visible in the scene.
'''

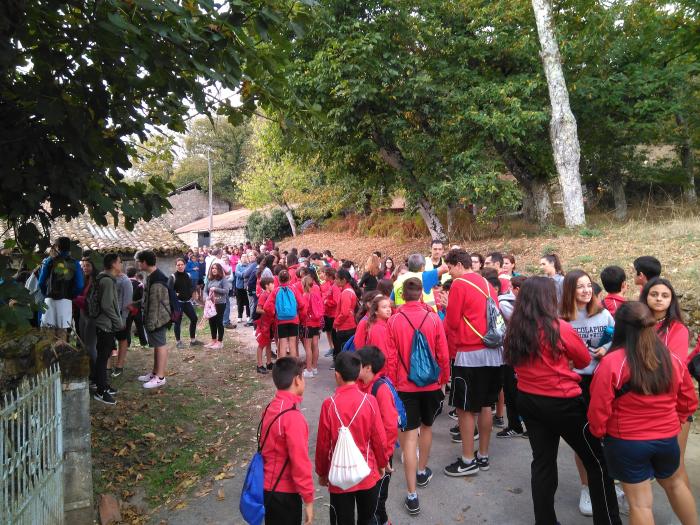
[94,272,123,333]
[144,268,171,332]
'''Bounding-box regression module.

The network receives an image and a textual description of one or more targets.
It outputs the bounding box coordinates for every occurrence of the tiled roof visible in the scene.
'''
[175,208,252,234]
[47,214,187,255]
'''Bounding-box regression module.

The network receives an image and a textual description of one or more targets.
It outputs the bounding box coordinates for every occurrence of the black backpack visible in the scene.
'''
[130,278,144,303]
[46,256,77,300]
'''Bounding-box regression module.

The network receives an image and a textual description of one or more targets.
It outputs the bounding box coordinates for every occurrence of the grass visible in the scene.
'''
[91,320,272,521]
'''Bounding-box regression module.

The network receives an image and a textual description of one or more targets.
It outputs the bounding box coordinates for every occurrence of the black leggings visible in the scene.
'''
[209,303,226,341]
[174,300,198,341]
[333,328,355,359]
[329,483,380,525]
[95,328,115,393]
[502,365,523,433]
[518,392,621,525]
[235,287,250,319]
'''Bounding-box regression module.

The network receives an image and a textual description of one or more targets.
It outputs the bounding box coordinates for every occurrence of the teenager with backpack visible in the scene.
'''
[74,258,97,387]
[332,269,361,365]
[135,250,172,389]
[301,275,323,378]
[504,276,621,525]
[442,249,503,477]
[588,302,698,525]
[265,270,305,358]
[38,236,84,332]
[91,253,124,405]
[386,278,450,516]
[257,357,314,525]
[357,346,400,525]
[315,352,388,525]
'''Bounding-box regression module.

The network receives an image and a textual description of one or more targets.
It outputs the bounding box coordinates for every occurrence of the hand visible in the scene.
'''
[437,263,449,276]
[439,291,448,309]
[593,347,607,358]
[318,475,328,487]
[378,467,385,477]
[304,502,314,524]
[385,463,394,474]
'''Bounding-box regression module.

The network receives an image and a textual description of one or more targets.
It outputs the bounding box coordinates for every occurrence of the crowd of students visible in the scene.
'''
[249,241,699,525]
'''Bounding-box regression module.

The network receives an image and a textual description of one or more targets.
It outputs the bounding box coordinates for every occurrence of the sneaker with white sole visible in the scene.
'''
[175,340,185,349]
[416,467,433,487]
[93,391,116,405]
[137,372,155,382]
[404,495,420,515]
[578,486,593,516]
[444,457,479,477]
[493,415,506,428]
[303,370,314,378]
[143,376,167,389]
[448,408,458,420]
[496,428,524,438]
[312,368,318,376]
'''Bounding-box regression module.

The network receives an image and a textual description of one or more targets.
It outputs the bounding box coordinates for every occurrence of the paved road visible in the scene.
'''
[154,328,699,525]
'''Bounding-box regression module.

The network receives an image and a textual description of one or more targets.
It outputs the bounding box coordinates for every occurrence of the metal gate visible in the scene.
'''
[1,364,64,524]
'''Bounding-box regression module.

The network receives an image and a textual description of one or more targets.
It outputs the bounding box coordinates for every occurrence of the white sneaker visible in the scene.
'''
[615,484,629,516]
[137,372,155,382]
[143,376,167,389]
[303,370,314,378]
[312,368,318,376]
[579,486,593,516]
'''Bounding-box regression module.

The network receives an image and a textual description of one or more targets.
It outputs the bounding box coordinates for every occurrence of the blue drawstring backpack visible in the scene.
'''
[341,335,356,352]
[397,312,440,387]
[275,287,297,321]
[371,376,407,431]
[239,404,297,525]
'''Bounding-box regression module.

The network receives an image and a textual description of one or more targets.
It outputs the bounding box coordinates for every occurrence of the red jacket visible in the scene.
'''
[264,282,306,326]
[445,273,500,357]
[514,321,591,398]
[588,348,698,439]
[333,285,357,331]
[358,374,398,464]
[322,281,339,318]
[602,293,626,316]
[354,317,390,375]
[385,302,450,392]
[256,290,275,334]
[657,320,689,361]
[689,335,700,365]
[301,284,323,329]
[260,391,314,502]
[315,383,388,493]
[287,264,300,284]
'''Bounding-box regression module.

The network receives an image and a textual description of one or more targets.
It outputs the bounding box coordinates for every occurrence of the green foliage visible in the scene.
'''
[246,209,292,244]
[579,228,603,238]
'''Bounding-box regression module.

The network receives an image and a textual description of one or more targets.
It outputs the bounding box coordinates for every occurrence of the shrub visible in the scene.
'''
[246,208,293,244]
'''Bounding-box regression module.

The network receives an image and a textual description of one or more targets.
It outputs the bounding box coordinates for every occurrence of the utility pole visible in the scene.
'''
[207,149,213,233]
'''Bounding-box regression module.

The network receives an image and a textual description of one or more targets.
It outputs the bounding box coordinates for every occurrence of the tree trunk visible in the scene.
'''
[417,197,447,242]
[280,202,297,237]
[676,114,697,204]
[531,178,552,226]
[446,204,456,240]
[531,0,586,227]
[611,177,627,220]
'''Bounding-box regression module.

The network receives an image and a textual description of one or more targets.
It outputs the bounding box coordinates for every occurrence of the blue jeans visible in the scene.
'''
[223,295,232,325]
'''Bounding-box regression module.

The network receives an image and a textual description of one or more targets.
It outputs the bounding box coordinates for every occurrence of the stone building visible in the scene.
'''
[165,181,231,231]
[175,208,252,248]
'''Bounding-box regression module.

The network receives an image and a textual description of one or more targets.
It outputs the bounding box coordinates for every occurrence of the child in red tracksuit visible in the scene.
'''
[354,295,393,375]
[265,270,306,359]
[332,269,359,361]
[315,352,388,525]
[357,346,398,525]
[255,277,275,374]
[321,267,339,356]
[301,275,323,377]
[260,357,314,525]
[600,265,627,316]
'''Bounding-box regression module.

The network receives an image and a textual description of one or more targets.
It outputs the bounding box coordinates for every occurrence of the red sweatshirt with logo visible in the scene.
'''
[657,320,689,361]
[315,383,387,494]
[333,285,357,331]
[385,302,450,392]
[264,282,306,326]
[445,273,500,358]
[260,390,314,502]
[602,293,626,317]
[588,348,698,439]
[514,321,591,398]
[358,374,398,464]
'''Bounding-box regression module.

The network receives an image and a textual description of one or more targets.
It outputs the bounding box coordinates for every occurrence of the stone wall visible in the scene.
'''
[63,379,94,524]
[178,229,247,249]
[165,189,230,230]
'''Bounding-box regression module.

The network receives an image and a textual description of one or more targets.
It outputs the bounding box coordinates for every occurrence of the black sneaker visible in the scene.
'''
[448,408,458,420]
[444,457,479,477]
[256,366,268,374]
[493,415,506,428]
[266,363,274,370]
[106,385,118,395]
[522,430,529,438]
[94,391,116,405]
[416,467,433,487]
[111,367,123,378]
[475,454,490,471]
[497,428,523,438]
[404,495,420,515]
[449,425,460,438]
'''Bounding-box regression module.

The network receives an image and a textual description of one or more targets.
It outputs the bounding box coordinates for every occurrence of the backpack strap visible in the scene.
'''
[257,404,298,452]
[329,394,366,429]
[371,377,385,397]
[455,277,490,341]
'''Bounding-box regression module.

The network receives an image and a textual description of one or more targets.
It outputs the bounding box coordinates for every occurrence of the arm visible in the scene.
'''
[421,269,439,294]
[295,287,307,319]
[377,385,398,462]
[264,290,277,317]
[434,316,451,385]
[675,360,699,423]
[286,415,315,504]
[73,262,84,298]
[385,320,399,384]
[100,279,123,329]
[499,300,514,323]
[314,401,332,478]
[561,322,592,370]
[368,397,388,469]
[37,258,51,296]
[587,358,616,438]
[334,290,352,327]
[444,280,463,333]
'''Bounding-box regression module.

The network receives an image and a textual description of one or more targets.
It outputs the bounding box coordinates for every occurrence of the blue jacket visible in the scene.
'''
[38,251,84,298]
[244,262,258,291]
[185,260,201,281]
[234,263,249,289]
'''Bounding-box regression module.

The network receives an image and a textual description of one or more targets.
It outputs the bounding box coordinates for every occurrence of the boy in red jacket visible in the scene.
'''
[600,265,627,316]
[255,277,275,374]
[315,352,388,525]
[357,345,398,525]
[385,278,450,516]
[260,357,314,525]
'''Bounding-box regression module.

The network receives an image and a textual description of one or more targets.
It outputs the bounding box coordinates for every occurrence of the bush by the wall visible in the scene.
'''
[246,208,293,244]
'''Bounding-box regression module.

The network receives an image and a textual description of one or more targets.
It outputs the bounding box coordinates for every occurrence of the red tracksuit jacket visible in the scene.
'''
[264,282,306,326]
[657,320,689,361]
[385,302,450,392]
[514,321,591,398]
[315,383,388,493]
[260,390,314,503]
[322,281,339,318]
[333,285,357,331]
[358,374,398,463]
[445,273,500,358]
[602,293,626,317]
[588,348,698,439]
[301,284,323,329]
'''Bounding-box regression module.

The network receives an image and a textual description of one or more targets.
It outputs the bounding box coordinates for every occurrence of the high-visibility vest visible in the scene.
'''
[393,271,437,311]
[425,257,450,284]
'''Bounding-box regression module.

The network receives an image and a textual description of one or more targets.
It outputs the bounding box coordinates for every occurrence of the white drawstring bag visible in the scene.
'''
[327,395,371,490]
